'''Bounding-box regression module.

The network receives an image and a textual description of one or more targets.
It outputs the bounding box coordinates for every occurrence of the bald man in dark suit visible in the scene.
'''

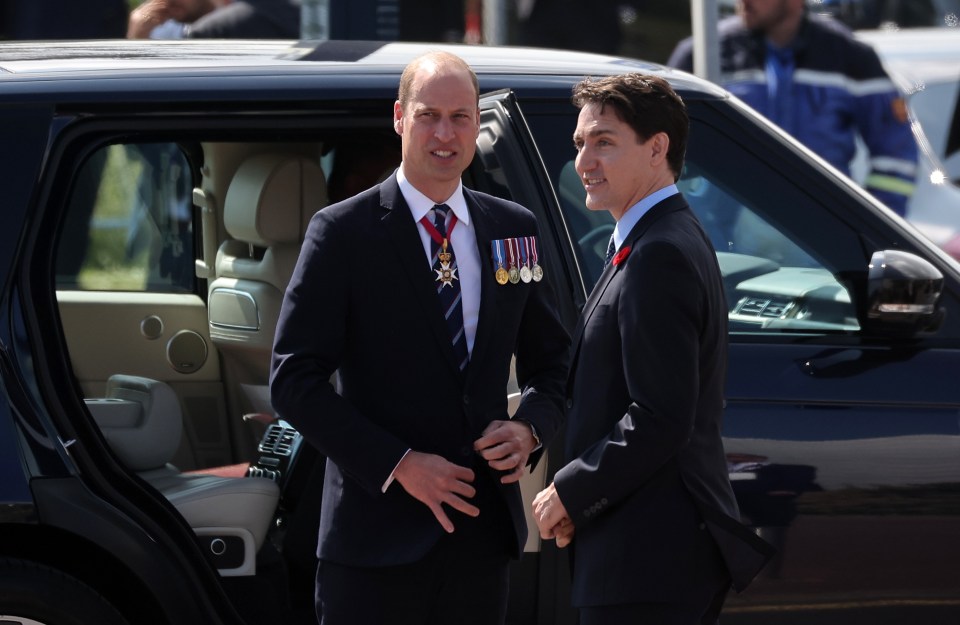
[271,51,570,625]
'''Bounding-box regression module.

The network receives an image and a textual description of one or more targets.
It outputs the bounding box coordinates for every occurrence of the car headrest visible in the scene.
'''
[224,153,328,247]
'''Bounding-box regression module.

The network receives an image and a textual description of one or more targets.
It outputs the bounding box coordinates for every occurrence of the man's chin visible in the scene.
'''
[428,156,466,172]
[585,198,606,212]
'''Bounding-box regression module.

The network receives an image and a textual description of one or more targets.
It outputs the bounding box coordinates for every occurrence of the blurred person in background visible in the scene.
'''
[668,0,918,216]
[184,0,299,38]
[326,0,464,43]
[515,0,625,54]
[127,0,227,39]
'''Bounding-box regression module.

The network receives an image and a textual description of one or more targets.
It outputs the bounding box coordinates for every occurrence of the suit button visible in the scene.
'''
[601,498,608,505]
[565,399,573,409]
[463,395,471,405]
[460,446,473,457]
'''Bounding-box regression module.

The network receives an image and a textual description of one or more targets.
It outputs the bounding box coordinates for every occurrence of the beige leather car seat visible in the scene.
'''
[86,374,280,576]
[207,153,329,417]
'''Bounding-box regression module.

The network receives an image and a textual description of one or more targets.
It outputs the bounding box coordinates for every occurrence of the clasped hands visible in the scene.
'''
[393,419,535,533]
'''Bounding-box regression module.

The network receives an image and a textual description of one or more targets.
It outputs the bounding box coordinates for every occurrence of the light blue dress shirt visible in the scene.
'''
[612,184,680,252]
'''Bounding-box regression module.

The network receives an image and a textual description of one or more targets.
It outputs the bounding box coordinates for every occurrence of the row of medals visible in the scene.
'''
[495,261,543,285]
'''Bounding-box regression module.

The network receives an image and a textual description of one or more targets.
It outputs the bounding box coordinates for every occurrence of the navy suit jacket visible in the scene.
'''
[554,193,773,606]
[270,173,570,567]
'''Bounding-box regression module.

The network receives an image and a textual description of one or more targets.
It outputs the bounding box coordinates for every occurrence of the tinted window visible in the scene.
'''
[56,143,196,293]
[525,103,862,335]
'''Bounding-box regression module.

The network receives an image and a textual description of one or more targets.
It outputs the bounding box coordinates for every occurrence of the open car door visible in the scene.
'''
[477,90,579,625]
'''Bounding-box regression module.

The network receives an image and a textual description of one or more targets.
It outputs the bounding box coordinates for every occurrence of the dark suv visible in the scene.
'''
[0,39,957,625]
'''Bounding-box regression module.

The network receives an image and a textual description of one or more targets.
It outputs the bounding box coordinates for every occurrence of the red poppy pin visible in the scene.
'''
[612,245,631,266]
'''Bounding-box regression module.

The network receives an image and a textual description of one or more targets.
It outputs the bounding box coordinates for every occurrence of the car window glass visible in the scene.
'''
[527,111,860,335]
[55,143,195,293]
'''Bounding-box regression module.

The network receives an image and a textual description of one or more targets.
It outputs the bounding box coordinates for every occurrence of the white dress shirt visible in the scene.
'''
[383,167,484,492]
[397,166,481,356]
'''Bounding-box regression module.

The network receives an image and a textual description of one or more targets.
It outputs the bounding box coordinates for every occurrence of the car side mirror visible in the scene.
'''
[866,249,945,336]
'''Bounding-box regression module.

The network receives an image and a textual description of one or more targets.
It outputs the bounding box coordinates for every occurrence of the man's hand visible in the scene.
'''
[553,516,575,548]
[127,0,172,39]
[532,481,574,547]
[392,451,478,533]
[474,420,536,484]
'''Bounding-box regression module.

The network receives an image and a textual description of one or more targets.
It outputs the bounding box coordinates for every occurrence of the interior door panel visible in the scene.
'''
[57,290,232,469]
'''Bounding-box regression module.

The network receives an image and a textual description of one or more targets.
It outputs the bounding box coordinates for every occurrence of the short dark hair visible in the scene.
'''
[572,73,688,180]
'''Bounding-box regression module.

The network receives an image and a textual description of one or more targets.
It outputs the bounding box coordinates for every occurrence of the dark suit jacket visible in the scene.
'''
[270,173,570,567]
[186,0,300,39]
[554,193,772,606]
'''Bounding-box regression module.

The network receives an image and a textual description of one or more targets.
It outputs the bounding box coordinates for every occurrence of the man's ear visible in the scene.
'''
[650,132,670,166]
[393,100,404,135]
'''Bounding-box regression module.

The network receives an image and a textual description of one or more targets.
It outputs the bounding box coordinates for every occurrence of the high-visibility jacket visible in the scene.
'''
[669,13,917,216]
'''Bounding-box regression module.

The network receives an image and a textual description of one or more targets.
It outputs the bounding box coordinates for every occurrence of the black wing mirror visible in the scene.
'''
[866,250,945,336]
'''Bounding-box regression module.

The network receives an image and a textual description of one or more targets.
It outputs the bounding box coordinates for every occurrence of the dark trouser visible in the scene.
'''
[578,518,732,625]
[578,582,730,625]
[317,468,514,625]
[316,532,510,625]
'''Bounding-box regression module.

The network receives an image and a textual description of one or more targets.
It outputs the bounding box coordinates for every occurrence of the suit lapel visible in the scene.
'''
[379,176,463,375]
[463,190,498,378]
[568,194,689,383]
[567,260,616,381]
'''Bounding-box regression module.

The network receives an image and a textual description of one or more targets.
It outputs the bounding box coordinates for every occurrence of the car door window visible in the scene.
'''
[681,169,859,333]
[56,142,196,293]
[526,108,862,335]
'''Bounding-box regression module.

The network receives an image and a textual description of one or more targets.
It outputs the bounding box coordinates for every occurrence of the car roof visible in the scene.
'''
[856,28,960,84]
[0,39,725,99]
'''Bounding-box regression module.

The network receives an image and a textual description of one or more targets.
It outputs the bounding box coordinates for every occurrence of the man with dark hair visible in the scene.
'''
[272,51,570,625]
[533,73,772,624]
[668,0,917,216]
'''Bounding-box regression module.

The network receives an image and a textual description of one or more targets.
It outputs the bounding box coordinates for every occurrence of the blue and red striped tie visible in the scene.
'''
[429,204,469,371]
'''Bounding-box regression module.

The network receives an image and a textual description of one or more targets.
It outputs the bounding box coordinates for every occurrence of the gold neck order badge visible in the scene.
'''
[436,238,458,288]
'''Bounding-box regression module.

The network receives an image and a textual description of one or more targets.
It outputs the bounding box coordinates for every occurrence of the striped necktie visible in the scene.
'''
[429,204,469,371]
[603,233,616,269]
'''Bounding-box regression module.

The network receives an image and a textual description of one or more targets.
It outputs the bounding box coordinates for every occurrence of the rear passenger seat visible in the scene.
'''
[207,151,328,422]
[86,374,280,576]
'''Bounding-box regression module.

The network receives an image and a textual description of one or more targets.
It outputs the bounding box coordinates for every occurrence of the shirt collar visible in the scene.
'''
[613,184,679,249]
[397,165,471,226]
